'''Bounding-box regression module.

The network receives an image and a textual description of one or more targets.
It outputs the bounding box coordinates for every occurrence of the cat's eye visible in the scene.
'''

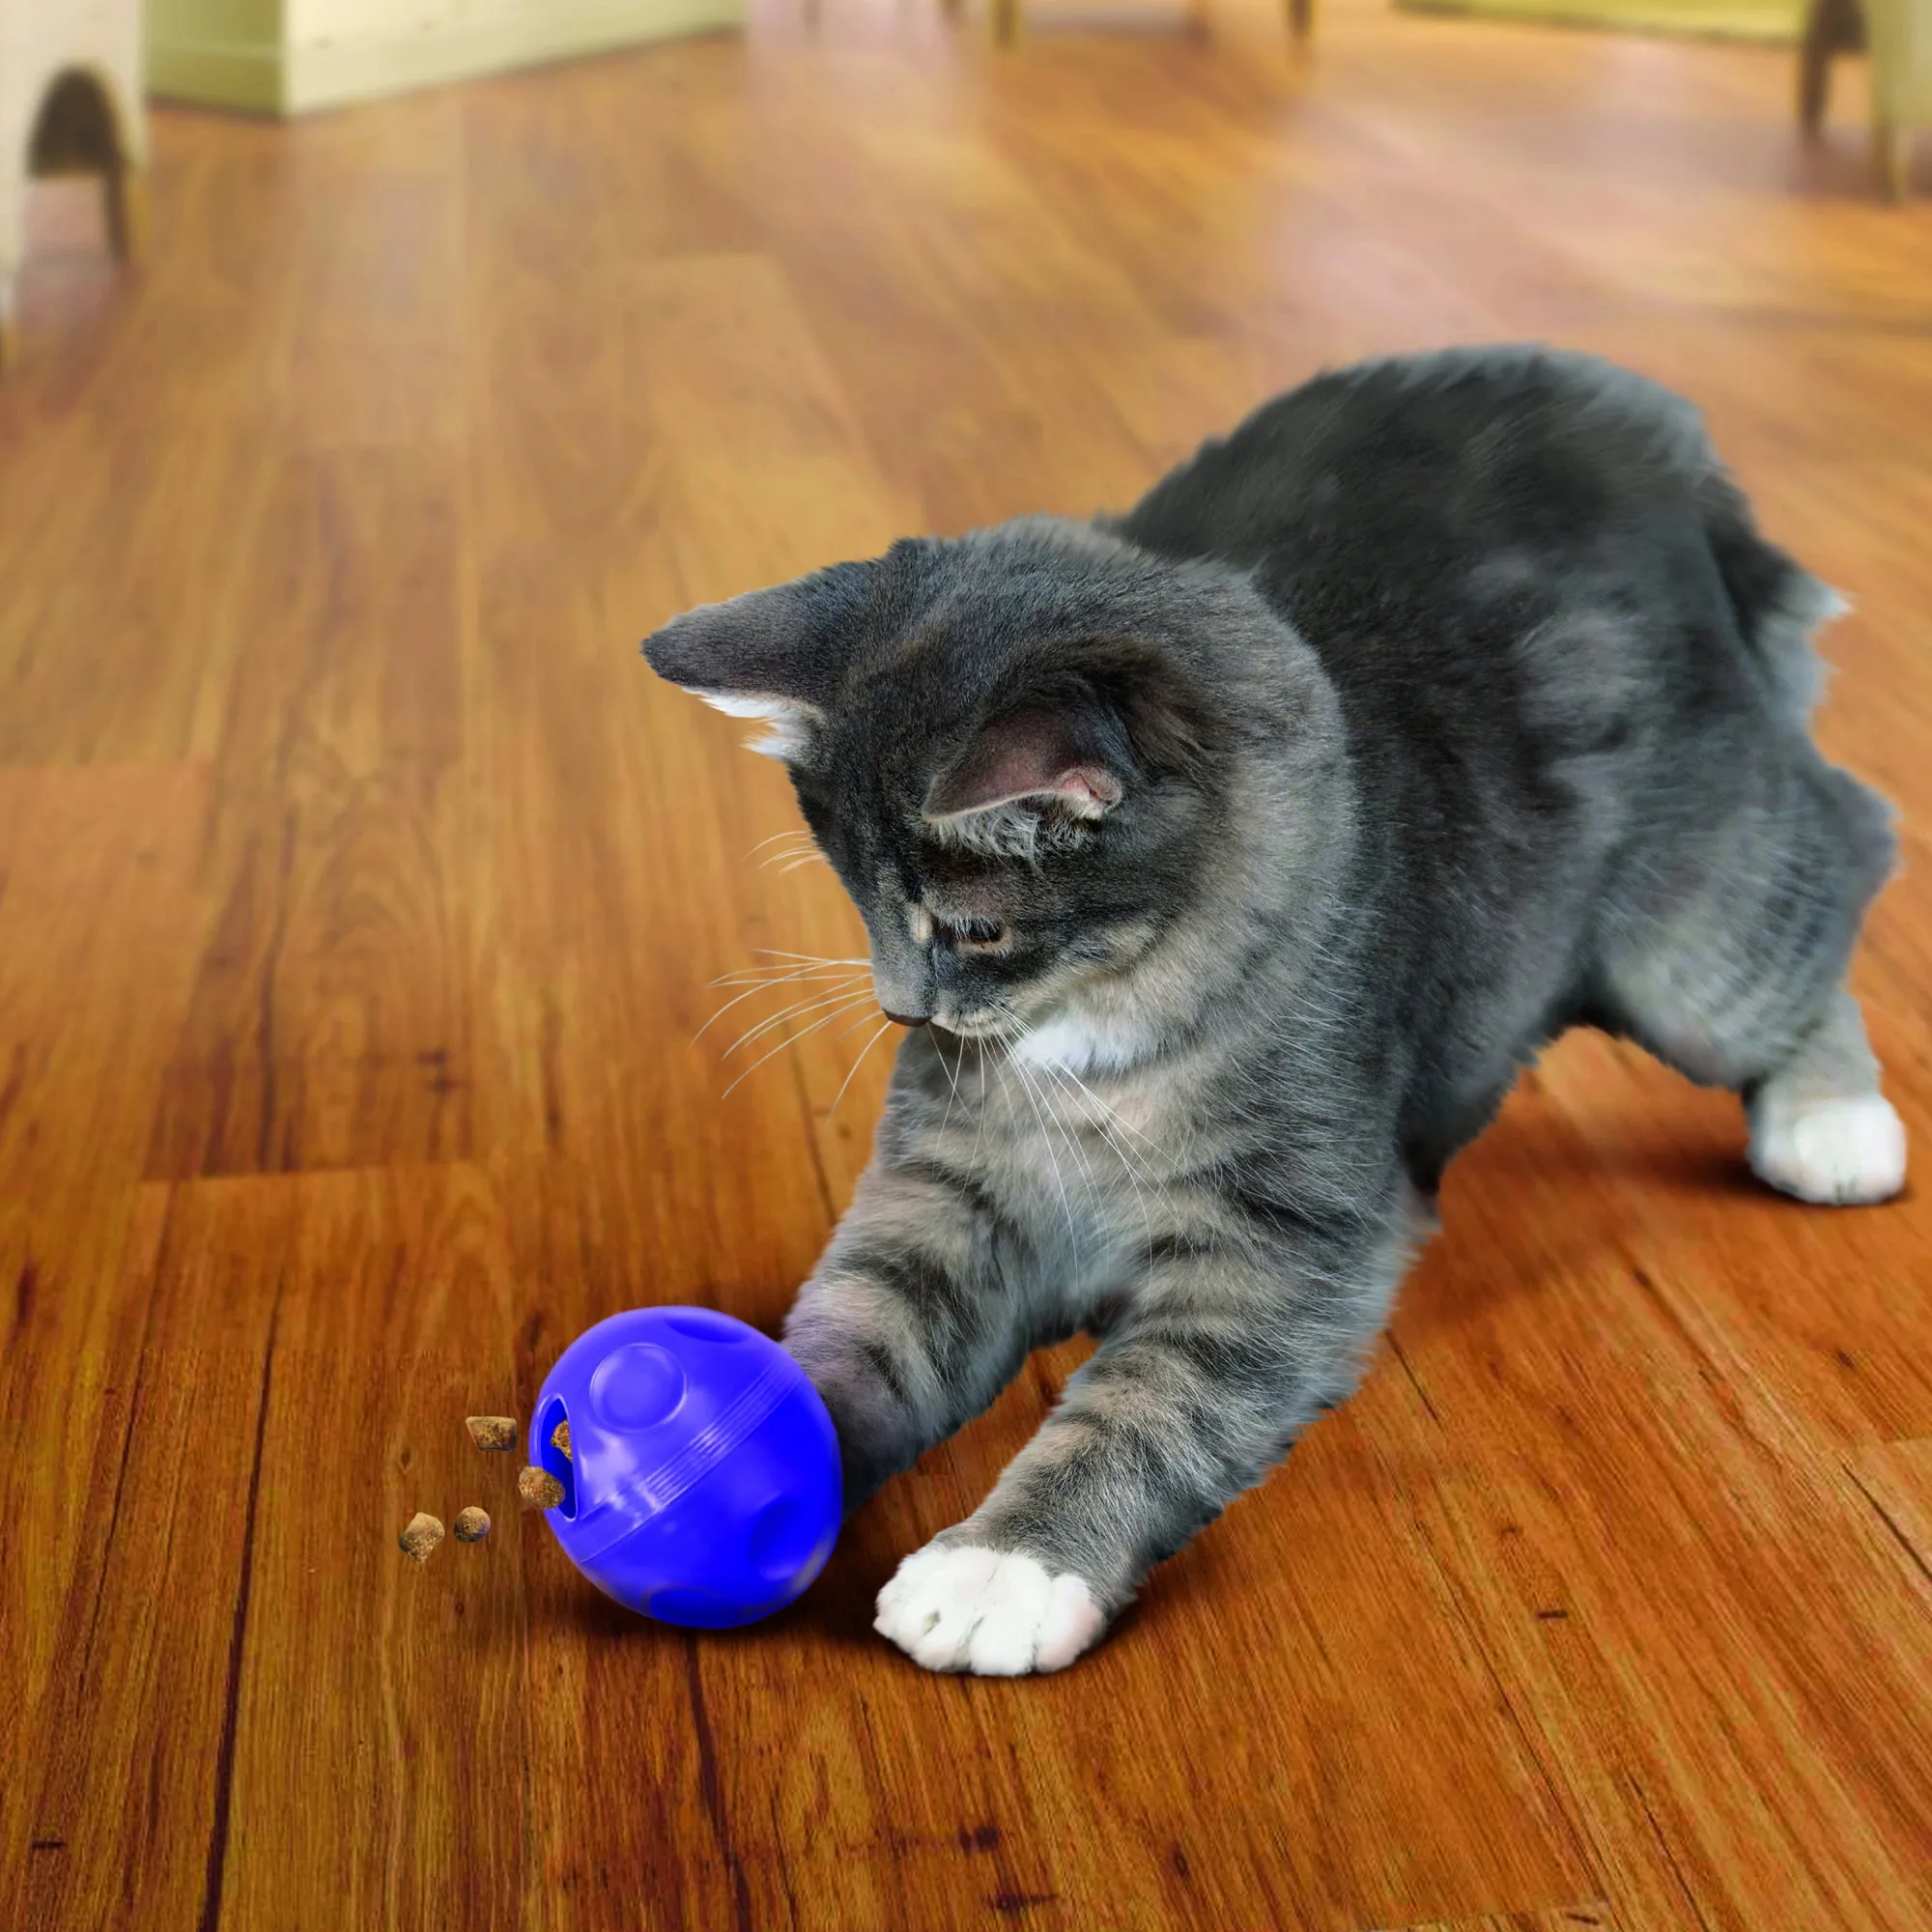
[933,914,1008,951]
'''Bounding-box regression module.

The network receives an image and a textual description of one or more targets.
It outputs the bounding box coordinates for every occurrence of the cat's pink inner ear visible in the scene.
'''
[1050,767,1122,813]
[924,708,1122,821]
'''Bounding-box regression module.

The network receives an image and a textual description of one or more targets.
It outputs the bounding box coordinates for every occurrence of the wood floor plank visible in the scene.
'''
[1372,1906,1621,1932]
[0,765,213,1906]
[275,97,467,457]
[213,1166,529,1932]
[1840,1439,1932,1605]
[144,452,474,1179]
[0,412,272,767]
[12,1183,281,1932]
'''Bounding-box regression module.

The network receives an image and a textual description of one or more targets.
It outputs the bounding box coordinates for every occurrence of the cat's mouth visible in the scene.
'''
[932,1010,1014,1042]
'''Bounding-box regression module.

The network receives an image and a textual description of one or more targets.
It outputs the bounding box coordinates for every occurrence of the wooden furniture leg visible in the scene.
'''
[105,163,149,262]
[1800,0,1833,134]
[1798,0,1866,136]
[1875,120,1913,196]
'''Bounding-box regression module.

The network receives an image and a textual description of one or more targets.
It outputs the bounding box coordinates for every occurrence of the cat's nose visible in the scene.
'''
[885,1010,928,1029]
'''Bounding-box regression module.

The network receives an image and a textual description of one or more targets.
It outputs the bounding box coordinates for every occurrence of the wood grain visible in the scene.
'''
[144,451,474,1179]
[3,2,1930,1927]
[1378,1910,1621,1932]
[0,766,213,1905]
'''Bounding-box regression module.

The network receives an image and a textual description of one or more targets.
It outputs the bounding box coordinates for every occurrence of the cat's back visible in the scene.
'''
[1116,344,1821,758]
[1118,345,1715,592]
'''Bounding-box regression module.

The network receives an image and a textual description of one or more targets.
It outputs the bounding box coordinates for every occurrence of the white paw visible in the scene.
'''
[1749,1094,1907,1206]
[873,1543,1106,1676]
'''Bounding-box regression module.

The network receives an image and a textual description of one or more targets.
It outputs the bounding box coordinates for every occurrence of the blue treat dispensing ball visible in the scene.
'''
[528,1307,841,1628]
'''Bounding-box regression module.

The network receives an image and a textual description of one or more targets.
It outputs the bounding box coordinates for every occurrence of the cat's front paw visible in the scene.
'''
[874,1542,1106,1676]
[1749,1094,1907,1206]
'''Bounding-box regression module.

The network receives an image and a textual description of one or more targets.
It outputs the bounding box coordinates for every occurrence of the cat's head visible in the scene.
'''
[642,519,1243,1042]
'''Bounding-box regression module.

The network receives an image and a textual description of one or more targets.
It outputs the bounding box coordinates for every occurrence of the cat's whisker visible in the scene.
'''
[993,1002,1152,1235]
[721,992,878,1096]
[1001,1051,1081,1244]
[696,965,870,1038]
[751,949,870,966]
[829,1019,895,1119]
[745,831,808,856]
[709,952,867,985]
[723,979,877,1057]
[1000,1017,1097,1171]
[1036,1053,1167,1167]
[1030,1051,1152,1177]
[758,836,823,870]
[1000,1011,1133,1218]
[935,1029,964,1139]
[1023,1064,1091,1239]
[1033,1056,1158,1256]
[708,960,868,990]
[1037,1067,1107,1218]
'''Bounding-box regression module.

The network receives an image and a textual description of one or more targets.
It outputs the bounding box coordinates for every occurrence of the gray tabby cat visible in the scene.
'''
[642,347,1905,1676]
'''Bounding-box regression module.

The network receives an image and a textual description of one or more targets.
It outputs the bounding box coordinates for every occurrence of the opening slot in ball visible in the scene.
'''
[537,1396,577,1518]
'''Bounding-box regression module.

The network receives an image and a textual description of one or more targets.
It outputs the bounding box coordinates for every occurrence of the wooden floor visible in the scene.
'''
[4,2,1931,1927]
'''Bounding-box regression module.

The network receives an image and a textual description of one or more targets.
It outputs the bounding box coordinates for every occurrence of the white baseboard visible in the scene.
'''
[147,0,747,118]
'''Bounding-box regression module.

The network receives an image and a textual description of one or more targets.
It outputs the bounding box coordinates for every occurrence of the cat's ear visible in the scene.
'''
[640,559,877,760]
[923,640,1212,847]
[923,705,1124,840]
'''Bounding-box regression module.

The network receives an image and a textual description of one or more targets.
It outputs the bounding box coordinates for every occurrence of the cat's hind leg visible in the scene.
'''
[1591,755,1904,1206]
[1745,988,1905,1205]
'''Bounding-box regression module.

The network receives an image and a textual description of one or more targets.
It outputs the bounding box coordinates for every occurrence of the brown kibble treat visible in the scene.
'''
[399,1512,444,1563]
[519,1463,564,1510]
[453,1506,491,1544]
[466,1414,519,1452]
[551,1417,571,1461]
